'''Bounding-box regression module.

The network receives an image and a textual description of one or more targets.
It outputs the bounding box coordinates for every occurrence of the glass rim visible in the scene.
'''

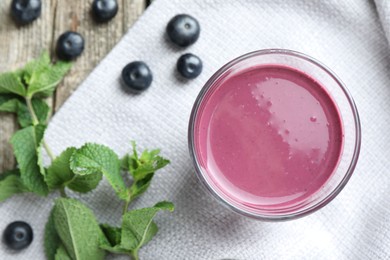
[188,49,361,221]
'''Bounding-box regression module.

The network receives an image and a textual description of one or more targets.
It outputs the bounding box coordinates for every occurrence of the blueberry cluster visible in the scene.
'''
[10,0,120,61]
[121,14,203,92]
[167,14,203,79]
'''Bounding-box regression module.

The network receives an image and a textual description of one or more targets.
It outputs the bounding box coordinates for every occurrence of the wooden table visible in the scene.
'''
[0,0,146,172]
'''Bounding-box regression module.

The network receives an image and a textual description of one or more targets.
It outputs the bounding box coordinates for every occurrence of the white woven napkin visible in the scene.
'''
[2,0,390,259]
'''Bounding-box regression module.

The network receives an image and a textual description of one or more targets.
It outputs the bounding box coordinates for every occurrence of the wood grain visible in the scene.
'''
[0,0,146,172]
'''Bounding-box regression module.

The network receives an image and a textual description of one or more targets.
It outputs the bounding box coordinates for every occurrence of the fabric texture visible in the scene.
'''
[1,0,390,259]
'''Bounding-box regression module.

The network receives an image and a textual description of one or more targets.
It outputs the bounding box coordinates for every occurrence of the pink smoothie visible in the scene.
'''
[194,65,344,209]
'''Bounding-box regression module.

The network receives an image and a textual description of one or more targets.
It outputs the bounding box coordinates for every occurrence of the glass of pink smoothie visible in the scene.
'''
[188,49,361,220]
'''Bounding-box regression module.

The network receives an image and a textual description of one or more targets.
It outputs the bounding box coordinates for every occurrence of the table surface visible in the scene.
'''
[0,0,146,173]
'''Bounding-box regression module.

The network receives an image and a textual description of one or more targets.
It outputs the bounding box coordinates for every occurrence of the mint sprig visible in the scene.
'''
[122,142,170,205]
[0,52,173,260]
[99,202,174,259]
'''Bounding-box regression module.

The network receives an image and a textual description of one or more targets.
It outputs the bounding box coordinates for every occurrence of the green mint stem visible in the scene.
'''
[59,187,67,198]
[123,190,134,215]
[123,199,131,215]
[130,250,139,260]
[25,97,39,126]
[42,140,55,161]
[25,97,55,161]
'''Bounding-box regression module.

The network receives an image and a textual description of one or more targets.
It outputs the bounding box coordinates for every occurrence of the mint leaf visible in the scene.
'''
[46,148,77,189]
[70,144,127,200]
[0,169,28,202]
[25,53,71,98]
[120,154,130,170]
[99,224,130,255]
[0,95,19,112]
[100,224,122,246]
[15,103,32,127]
[129,173,154,200]
[46,147,102,193]
[0,71,26,96]
[123,143,170,201]
[53,198,106,260]
[120,201,174,251]
[54,245,71,260]
[98,224,130,254]
[143,221,158,246]
[45,209,61,260]
[126,143,170,181]
[23,51,51,81]
[10,125,48,195]
[154,201,175,211]
[37,141,47,182]
[67,173,102,193]
[22,52,69,97]
[0,52,70,98]
[99,243,128,255]
[32,98,50,123]
[0,169,19,181]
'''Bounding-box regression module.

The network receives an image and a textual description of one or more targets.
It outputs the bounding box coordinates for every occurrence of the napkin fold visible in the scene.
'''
[2,0,390,259]
[374,0,390,43]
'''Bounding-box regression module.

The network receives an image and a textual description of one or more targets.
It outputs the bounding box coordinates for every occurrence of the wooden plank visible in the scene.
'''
[123,0,146,31]
[0,0,146,173]
[0,0,55,172]
[53,0,147,111]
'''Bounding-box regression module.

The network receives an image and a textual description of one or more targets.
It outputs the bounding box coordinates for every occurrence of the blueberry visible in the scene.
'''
[2,221,33,250]
[56,31,85,61]
[11,0,41,25]
[92,0,118,23]
[121,61,153,92]
[166,14,200,47]
[177,53,202,79]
